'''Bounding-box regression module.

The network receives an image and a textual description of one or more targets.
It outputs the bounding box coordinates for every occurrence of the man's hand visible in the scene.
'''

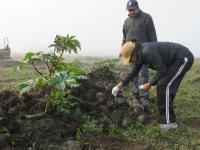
[112,86,119,97]
[139,83,151,90]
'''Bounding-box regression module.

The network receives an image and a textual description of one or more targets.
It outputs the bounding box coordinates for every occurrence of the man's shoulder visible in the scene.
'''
[140,10,152,19]
[123,16,133,25]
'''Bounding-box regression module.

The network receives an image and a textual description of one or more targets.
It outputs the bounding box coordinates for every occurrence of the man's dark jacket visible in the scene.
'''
[122,10,157,44]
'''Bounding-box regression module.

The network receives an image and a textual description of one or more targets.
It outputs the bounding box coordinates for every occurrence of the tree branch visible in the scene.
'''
[45,58,53,76]
[58,49,64,61]
[31,61,43,75]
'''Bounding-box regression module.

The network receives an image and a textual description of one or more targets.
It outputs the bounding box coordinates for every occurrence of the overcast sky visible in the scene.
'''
[0,0,200,57]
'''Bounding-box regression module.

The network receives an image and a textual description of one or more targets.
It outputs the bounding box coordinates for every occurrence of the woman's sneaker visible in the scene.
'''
[160,123,178,131]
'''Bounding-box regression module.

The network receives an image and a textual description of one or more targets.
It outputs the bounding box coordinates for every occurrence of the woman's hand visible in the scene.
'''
[139,83,151,90]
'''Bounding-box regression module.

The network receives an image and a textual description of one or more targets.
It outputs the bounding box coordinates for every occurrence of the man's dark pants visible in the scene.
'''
[132,65,149,106]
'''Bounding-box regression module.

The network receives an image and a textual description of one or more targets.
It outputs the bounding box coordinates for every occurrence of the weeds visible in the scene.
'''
[121,123,144,141]
[82,120,102,134]
[75,129,83,141]
[0,126,10,134]
[75,119,102,141]
[107,123,119,137]
[145,126,161,140]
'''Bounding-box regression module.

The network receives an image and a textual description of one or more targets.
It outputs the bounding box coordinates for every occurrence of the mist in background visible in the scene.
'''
[0,0,199,58]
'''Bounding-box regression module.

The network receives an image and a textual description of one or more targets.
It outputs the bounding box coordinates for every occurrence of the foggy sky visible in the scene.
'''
[0,0,200,57]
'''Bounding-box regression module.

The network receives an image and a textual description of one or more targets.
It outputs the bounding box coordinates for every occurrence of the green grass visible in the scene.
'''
[147,62,200,149]
[75,119,103,141]
[142,63,200,149]
[0,67,39,91]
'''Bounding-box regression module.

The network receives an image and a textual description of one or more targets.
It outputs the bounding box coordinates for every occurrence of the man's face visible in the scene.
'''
[128,6,139,17]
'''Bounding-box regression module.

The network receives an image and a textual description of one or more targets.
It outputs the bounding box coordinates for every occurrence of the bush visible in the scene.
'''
[15,35,88,114]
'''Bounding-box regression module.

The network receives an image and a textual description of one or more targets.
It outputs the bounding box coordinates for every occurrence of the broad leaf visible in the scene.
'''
[22,52,34,63]
[15,80,36,95]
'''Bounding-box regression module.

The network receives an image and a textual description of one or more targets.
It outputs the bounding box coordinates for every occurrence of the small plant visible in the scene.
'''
[0,126,10,134]
[15,35,88,116]
[75,129,83,141]
[82,119,102,134]
[108,123,119,137]
[75,119,102,142]
[70,108,82,120]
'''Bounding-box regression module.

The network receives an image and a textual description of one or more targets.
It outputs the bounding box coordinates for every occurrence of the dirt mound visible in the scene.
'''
[0,90,81,149]
[71,67,147,126]
[0,67,146,149]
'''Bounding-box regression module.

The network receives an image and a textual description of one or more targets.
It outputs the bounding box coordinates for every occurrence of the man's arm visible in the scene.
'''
[122,23,126,46]
[146,15,157,42]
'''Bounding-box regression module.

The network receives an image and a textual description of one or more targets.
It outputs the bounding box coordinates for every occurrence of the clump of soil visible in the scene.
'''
[0,67,147,149]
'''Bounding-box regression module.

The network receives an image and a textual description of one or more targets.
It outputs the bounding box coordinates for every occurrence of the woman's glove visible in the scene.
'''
[139,83,151,90]
[112,82,123,97]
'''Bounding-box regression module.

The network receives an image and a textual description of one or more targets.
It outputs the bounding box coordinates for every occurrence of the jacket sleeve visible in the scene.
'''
[146,50,167,85]
[146,16,157,42]
[121,62,143,86]
[122,22,126,46]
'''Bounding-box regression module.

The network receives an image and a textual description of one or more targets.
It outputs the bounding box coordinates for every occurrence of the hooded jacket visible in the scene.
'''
[122,42,192,86]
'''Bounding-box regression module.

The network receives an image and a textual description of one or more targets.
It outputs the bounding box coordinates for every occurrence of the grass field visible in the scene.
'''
[0,58,200,149]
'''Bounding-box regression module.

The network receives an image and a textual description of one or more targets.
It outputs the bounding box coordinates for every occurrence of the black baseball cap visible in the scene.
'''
[126,0,139,10]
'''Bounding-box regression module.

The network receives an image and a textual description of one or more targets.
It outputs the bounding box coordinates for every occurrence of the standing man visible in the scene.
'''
[122,0,157,111]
